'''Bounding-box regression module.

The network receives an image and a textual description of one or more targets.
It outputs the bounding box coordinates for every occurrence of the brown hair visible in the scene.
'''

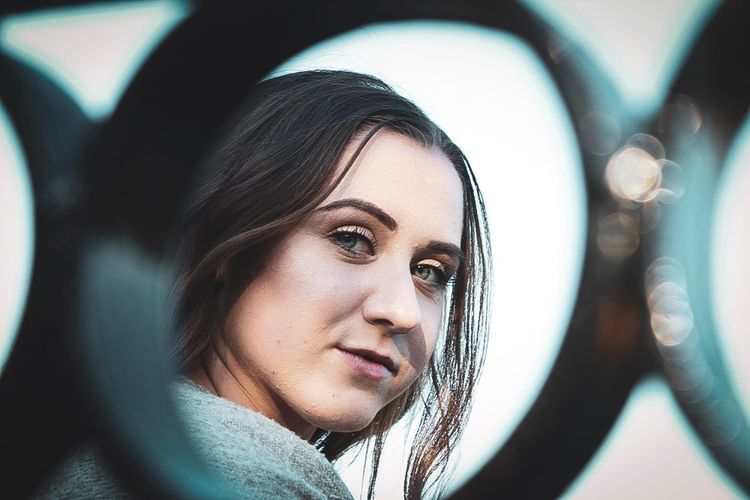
[173,70,491,499]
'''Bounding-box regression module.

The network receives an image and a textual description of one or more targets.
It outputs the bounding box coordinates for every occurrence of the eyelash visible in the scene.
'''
[328,226,376,256]
[412,263,455,289]
[328,226,455,290]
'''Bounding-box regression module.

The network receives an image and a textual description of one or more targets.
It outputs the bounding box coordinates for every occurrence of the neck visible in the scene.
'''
[190,345,317,441]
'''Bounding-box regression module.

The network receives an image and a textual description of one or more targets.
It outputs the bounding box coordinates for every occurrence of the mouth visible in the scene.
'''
[337,347,397,375]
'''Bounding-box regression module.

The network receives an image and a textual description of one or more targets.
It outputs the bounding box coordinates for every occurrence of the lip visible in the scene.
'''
[337,347,397,380]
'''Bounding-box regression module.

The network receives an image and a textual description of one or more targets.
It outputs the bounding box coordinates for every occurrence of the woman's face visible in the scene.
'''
[218,130,465,437]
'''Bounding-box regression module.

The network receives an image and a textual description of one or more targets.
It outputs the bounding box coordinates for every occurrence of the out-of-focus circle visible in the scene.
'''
[654,159,686,204]
[605,146,662,203]
[711,114,750,428]
[664,349,710,392]
[0,103,34,373]
[650,295,694,347]
[272,20,586,497]
[640,200,662,233]
[580,110,621,156]
[657,94,703,148]
[645,257,687,293]
[696,399,743,447]
[627,133,665,160]
[597,211,639,260]
[647,281,689,307]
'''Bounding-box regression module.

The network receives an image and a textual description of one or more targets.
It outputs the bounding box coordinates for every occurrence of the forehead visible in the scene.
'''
[325,130,465,245]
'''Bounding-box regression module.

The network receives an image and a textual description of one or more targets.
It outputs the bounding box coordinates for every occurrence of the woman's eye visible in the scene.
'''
[412,263,447,286]
[330,228,374,255]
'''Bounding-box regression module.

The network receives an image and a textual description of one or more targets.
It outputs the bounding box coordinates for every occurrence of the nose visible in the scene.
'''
[362,269,422,334]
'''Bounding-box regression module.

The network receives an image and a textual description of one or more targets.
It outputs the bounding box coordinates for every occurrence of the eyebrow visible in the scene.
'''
[425,241,465,265]
[316,198,398,231]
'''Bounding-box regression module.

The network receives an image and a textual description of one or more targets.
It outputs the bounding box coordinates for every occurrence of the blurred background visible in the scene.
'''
[0,1,747,498]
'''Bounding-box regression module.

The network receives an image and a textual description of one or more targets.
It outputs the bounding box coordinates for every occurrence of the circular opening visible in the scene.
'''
[0,102,34,374]
[1,5,589,498]
[711,113,750,425]
[271,20,586,496]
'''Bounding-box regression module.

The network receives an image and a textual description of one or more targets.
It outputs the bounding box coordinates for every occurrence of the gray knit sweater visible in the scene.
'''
[38,379,353,499]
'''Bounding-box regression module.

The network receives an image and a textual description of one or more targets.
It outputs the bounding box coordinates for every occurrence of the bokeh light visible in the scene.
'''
[645,257,710,402]
[579,110,622,156]
[599,130,688,262]
[597,211,640,260]
[603,131,687,211]
[605,145,663,203]
[646,257,694,348]
[647,253,746,466]
[657,94,703,148]
[655,159,686,204]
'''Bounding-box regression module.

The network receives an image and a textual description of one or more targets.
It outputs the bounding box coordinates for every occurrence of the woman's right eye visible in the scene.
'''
[329,227,375,256]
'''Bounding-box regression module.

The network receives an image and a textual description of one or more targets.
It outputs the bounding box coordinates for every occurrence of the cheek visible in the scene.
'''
[296,258,368,319]
[423,297,446,353]
[402,299,444,375]
[268,240,360,306]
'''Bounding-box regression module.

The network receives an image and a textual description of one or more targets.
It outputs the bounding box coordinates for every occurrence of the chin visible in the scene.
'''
[314,412,376,433]
[303,401,382,433]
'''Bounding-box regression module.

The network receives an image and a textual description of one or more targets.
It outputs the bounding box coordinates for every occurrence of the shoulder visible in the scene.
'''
[35,447,128,500]
[38,381,352,500]
[173,378,353,500]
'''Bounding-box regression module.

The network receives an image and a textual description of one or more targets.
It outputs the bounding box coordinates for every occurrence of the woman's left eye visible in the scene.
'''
[412,263,448,286]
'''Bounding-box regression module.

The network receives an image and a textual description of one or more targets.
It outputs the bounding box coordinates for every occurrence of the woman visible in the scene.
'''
[173,69,492,499]
[42,70,491,499]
